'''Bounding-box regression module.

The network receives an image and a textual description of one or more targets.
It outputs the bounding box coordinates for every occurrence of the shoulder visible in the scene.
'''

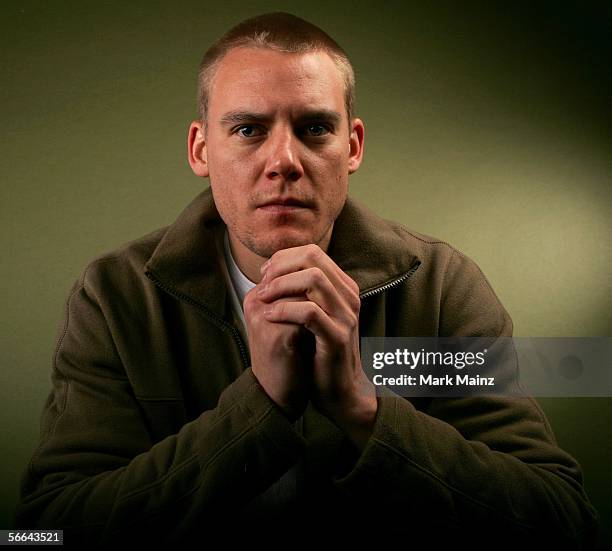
[352,201,512,337]
[76,226,169,297]
[398,224,496,289]
[342,194,468,270]
[402,226,512,337]
[391,221,460,269]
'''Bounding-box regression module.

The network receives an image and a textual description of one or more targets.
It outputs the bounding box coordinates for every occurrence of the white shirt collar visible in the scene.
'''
[222,230,256,329]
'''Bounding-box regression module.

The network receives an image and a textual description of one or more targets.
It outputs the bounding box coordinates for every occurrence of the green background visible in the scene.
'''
[2,0,611,545]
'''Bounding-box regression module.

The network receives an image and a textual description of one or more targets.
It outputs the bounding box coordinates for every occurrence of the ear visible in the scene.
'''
[347,118,365,174]
[187,121,209,177]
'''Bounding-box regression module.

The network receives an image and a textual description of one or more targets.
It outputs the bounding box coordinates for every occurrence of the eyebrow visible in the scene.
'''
[219,109,342,127]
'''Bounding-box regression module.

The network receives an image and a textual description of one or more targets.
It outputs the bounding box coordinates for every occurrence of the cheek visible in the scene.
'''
[331,175,349,207]
[212,150,261,193]
[308,147,347,180]
[208,156,250,207]
[209,172,242,220]
[209,183,232,219]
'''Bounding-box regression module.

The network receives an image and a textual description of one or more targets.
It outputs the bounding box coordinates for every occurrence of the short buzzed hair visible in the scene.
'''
[197,12,356,123]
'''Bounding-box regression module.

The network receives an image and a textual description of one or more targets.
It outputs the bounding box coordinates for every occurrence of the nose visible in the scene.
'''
[264,126,304,182]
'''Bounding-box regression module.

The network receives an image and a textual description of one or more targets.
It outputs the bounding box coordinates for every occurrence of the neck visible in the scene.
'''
[227,228,334,283]
[226,237,265,283]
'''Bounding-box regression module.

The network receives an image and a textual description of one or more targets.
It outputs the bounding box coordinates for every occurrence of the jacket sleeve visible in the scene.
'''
[15,275,307,545]
[333,249,599,548]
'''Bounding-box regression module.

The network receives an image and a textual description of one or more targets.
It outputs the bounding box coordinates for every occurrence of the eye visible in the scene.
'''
[235,125,265,138]
[302,124,331,137]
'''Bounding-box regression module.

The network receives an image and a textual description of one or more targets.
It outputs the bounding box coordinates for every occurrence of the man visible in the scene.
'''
[16,12,598,547]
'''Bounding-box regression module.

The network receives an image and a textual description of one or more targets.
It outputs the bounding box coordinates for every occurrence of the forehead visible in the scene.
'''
[208,47,346,118]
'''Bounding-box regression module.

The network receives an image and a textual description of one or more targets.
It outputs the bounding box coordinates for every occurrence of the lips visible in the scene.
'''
[258,197,311,208]
[256,197,313,216]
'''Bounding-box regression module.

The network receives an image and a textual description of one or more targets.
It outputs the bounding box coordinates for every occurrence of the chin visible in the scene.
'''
[250,230,320,258]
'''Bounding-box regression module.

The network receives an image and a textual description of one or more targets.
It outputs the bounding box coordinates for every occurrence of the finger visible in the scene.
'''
[257,267,347,318]
[262,244,350,290]
[261,244,360,309]
[263,299,342,344]
[244,287,305,325]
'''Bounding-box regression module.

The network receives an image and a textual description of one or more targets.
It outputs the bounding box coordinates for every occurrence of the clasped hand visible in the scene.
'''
[244,244,377,449]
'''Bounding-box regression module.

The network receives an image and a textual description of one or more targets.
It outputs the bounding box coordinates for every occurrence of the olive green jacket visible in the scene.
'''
[16,188,598,547]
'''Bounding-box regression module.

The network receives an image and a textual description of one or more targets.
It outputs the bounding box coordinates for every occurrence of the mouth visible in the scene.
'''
[257,197,312,214]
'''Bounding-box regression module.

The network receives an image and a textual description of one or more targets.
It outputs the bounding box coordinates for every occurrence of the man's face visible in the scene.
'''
[197,47,363,259]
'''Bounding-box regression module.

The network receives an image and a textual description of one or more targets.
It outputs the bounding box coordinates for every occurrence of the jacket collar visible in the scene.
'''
[144,186,419,319]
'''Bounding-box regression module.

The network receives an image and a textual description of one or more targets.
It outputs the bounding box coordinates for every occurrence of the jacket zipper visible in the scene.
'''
[359,260,421,300]
[144,270,251,369]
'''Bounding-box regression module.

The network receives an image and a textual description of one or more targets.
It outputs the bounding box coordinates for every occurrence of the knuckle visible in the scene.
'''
[338,324,354,345]
[347,311,359,331]
[243,291,256,313]
[306,243,321,261]
[264,252,279,272]
[304,304,318,325]
[311,266,325,284]
[264,279,277,294]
